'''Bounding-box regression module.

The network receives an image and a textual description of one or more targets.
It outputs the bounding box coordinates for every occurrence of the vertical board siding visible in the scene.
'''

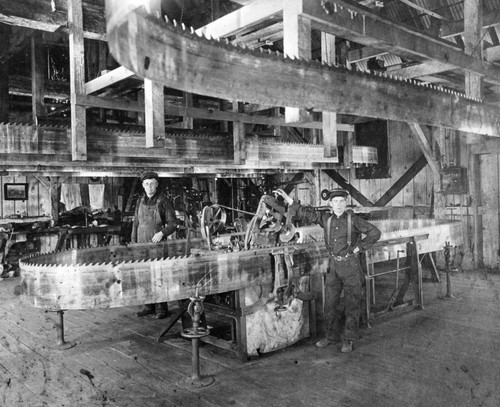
[480,153,500,268]
[318,121,434,213]
[1,175,14,218]
[0,176,126,219]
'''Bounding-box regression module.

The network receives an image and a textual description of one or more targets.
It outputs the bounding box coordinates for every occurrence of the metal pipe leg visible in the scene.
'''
[49,310,76,350]
[178,297,215,388]
[439,242,461,301]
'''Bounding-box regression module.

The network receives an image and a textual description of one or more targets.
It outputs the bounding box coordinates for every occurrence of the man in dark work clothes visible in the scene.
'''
[132,171,178,319]
[273,187,381,352]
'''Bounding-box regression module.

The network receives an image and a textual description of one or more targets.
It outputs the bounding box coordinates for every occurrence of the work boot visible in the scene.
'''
[155,310,168,319]
[341,340,353,353]
[136,306,155,317]
[315,338,332,348]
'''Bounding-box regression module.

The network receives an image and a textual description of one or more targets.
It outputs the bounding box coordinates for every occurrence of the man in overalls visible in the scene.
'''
[273,187,381,352]
[132,172,178,319]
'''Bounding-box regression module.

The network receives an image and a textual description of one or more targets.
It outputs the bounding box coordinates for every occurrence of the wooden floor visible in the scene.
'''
[1,268,500,407]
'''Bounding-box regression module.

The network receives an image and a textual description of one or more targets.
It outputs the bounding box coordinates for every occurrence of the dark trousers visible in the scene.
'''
[324,256,363,342]
[143,302,169,312]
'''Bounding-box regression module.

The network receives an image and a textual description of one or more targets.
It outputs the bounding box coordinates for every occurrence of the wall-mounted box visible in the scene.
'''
[440,167,468,194]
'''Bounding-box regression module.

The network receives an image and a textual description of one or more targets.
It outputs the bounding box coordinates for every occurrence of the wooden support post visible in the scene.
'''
[144,79,164,148]
[464,0,483,100]
[233,101,245,165]
[0,25,9,123]
[464,0,484,267]
[182,93,193,129]
[0,62,8,123]
[283,0,312,124]
[50,176,59,224]
[374,155,428,207]
[142,0,164,147]
[408,123,440,176]
[323,169,374,207]
[321,31,338,159]
[31,33,46,124]
[98,41,107,122]
[68,0,87,161]
[136,89,144,125]
[234,288,248,362]
[470,152,483,267]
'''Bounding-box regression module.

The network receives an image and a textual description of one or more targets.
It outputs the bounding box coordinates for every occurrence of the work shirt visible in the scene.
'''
[131,192,178,243]
[290,202,381,256]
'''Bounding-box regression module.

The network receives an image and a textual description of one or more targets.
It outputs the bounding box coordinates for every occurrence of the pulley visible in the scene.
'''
[200,204,227,246]
[279,224,297,243]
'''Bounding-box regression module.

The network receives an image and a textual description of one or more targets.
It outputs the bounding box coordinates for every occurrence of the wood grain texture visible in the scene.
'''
[105,2,500,136]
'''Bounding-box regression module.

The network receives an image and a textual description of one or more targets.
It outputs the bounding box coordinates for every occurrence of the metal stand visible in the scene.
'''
[177,294,215,389]
[364,235,426,326]
[46,310,76,350]
[439,242,461,301]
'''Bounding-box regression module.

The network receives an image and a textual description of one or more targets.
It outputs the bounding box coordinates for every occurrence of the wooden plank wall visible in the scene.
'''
[480,153,499,268]
[0,175,49,218]
[317,121,435,210]
[0,176,125,219]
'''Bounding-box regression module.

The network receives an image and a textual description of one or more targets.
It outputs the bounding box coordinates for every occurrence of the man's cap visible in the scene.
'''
[140,171,159,182]
[321,187,349,200]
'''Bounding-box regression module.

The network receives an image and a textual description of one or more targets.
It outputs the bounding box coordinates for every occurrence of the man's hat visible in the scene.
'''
[321,187,349,200]
[140,171,159,182]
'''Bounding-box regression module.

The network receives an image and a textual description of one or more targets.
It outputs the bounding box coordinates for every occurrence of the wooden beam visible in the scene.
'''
[321,31,337,160]
[31,33,46,123]
[85,66,136,94]
[464,0,484,100]
[182,93,193,129]
[407,123,440,175]
[385,60,454,80]
[76,94,355,132]
[302,0,500,85]
[0,25,9,122]
[353,12,500,76]
[374,155,428,207]
[469,152,483,267]
[484,45,500,62]
[0,0,106,41]
[68,0,87,161]
[233,101,245,164]
[348,46,387,64]
[470,136,500,154]
[439,9,500,38]
[283,172,305,195]
[196,0,283,38]
[0,26,35,64]
[231,22,283,48]
[50,176,59,223]
[396,0,447,20]
[75,94,142,111]
[0,63,8,123]
[322,169,374,207]
[9,75,69,99]
[144,79,164,148]
[106,8,500,137]
[284,0,311,124]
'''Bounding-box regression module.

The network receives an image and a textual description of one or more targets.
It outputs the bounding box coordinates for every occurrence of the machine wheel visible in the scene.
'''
[200,205,227,245]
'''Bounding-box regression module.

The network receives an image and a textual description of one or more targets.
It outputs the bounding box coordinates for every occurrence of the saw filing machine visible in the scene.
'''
[20,195,462,356]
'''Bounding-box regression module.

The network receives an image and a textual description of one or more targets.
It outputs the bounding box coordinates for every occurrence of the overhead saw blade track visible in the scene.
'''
[105,0,500,136]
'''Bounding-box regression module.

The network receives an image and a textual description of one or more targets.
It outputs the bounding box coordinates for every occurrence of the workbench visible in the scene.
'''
[0,222,123,272]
